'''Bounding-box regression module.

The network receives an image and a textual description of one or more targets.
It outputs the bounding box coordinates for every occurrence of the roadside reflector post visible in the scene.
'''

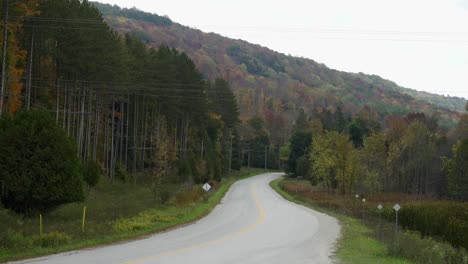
[393,203,401,255]
[39,213,43,237]
[377,204,383,240]
[362,198,366,220]
[82,206,87,233]
[354,194,359,216]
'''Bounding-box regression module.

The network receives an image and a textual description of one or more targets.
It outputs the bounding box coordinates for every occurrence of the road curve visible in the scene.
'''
[11,173,340,264]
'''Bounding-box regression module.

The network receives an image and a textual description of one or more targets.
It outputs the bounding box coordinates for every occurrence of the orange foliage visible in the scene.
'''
[0,0,40,113]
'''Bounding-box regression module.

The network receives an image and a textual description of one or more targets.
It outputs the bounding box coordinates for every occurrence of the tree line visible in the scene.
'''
[286,104,468,200]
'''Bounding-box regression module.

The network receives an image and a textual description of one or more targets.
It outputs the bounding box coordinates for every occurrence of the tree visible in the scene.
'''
[348,117,380,148]
[0,111,84,213]
[83,160,101,188]
[361,133,387,193]
[310,131,359,194]
[443,139,468,200]
[287,110,312,175]
[387,121,436,194]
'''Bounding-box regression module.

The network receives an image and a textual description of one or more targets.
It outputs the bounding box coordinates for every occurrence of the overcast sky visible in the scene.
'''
[97,0,468,99]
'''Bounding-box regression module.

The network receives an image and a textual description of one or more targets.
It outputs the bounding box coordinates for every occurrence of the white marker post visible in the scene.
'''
[378,204,383,240]
[354,194,359,215]
[393,203,401,255]
[202,183,211,192]
[362,198,366,220]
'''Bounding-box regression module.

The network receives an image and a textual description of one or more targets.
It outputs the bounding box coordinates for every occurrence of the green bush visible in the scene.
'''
[112,210,176,232]
[295,155,310,178]
[115,162,129,182]
[32,231,71,248]
[0,110,84,213]
[83,160,101,187]
[0,229,32,249]
[171,187,205,206]
[388,201,468,250]
[397,230,467,264]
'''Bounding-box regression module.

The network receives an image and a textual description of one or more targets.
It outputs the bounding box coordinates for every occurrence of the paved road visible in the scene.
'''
[12,173,340,264]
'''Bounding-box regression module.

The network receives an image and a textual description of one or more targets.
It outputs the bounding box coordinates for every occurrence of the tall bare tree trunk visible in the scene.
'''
[93,90,100,161]
[110,98,115,184]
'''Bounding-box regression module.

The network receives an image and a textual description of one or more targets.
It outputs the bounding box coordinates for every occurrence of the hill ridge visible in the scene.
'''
[93,2,465,128]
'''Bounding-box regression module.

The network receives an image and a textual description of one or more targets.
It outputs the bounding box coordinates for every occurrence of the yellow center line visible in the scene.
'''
[122,183,265,264]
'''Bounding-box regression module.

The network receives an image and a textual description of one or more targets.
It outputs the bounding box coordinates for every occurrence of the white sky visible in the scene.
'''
[97,0,468,99]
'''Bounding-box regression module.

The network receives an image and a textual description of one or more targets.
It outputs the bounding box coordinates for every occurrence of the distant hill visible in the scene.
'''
[93,3,464,129]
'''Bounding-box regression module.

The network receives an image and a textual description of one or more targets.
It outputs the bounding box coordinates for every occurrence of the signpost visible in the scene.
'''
[202,183,211,192]
[362,198,366,219]
[393,203,401,255]
[354,194,359,215]
[378,204,383,240]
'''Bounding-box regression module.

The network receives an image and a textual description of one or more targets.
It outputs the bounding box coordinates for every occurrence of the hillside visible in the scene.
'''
[94,3,464,129]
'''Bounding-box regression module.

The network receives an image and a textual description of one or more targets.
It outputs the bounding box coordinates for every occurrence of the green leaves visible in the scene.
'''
[443,139,468,200]
[0,111,84,214]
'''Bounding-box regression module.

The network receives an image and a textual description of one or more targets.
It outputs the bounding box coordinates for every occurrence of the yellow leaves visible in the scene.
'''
[312,131,360,194]
[0,0,40,113]
[208,112,221,120]
[6,35,27,114]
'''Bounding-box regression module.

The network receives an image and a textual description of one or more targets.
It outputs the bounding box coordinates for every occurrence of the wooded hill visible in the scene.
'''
[95,2,465,135]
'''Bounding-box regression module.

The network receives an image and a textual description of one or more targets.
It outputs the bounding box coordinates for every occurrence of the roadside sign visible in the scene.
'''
[202,183,211,192]
[378,204,383,210]
[362,198,366,203]
[393,204,401,211]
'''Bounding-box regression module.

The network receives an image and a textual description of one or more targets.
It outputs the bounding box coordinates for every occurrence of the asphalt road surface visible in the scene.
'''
[11,173,340,264]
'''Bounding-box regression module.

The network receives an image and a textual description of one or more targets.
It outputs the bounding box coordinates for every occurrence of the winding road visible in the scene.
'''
[11,173,340,264]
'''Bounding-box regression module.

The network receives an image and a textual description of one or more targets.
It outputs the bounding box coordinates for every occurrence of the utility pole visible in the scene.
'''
[62,83,67,129]
[229,131,233,176]
[78,86,85,157]
[0,0,9,116]
[200,138,204,159]
[110,98,115,184]
[56,79,60,123]
[124,94,129,168]
[248,144,251,169]
[93,90,100,161]
[85,89,92,159]
[26,30,34,110]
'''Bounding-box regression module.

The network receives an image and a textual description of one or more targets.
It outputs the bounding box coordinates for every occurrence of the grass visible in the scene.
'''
[0,168,269,263]
[270,178,412,264]
[272,178,468,264]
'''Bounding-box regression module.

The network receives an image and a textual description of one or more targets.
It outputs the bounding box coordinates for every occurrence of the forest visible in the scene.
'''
[0,0,249,214]
[286,105,468,200]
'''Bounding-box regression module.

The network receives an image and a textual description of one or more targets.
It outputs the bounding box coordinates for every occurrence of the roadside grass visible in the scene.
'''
[271,178,412,264]
[0,168,270,263]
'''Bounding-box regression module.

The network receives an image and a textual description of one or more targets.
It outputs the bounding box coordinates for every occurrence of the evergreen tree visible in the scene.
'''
[0,111,84,213]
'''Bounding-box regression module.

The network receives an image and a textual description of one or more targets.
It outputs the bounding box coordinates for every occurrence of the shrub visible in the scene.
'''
[397,230,467,264]
[171,187,205,206]
[32,231,71,247]
[386,201,468,250]
[112,210,176,232]
[0,110,84,213]
[83,160,101,187]
[0,229,32,249]
[295,155,310,178]
[152,184,178,204]
[115,162,129,182]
